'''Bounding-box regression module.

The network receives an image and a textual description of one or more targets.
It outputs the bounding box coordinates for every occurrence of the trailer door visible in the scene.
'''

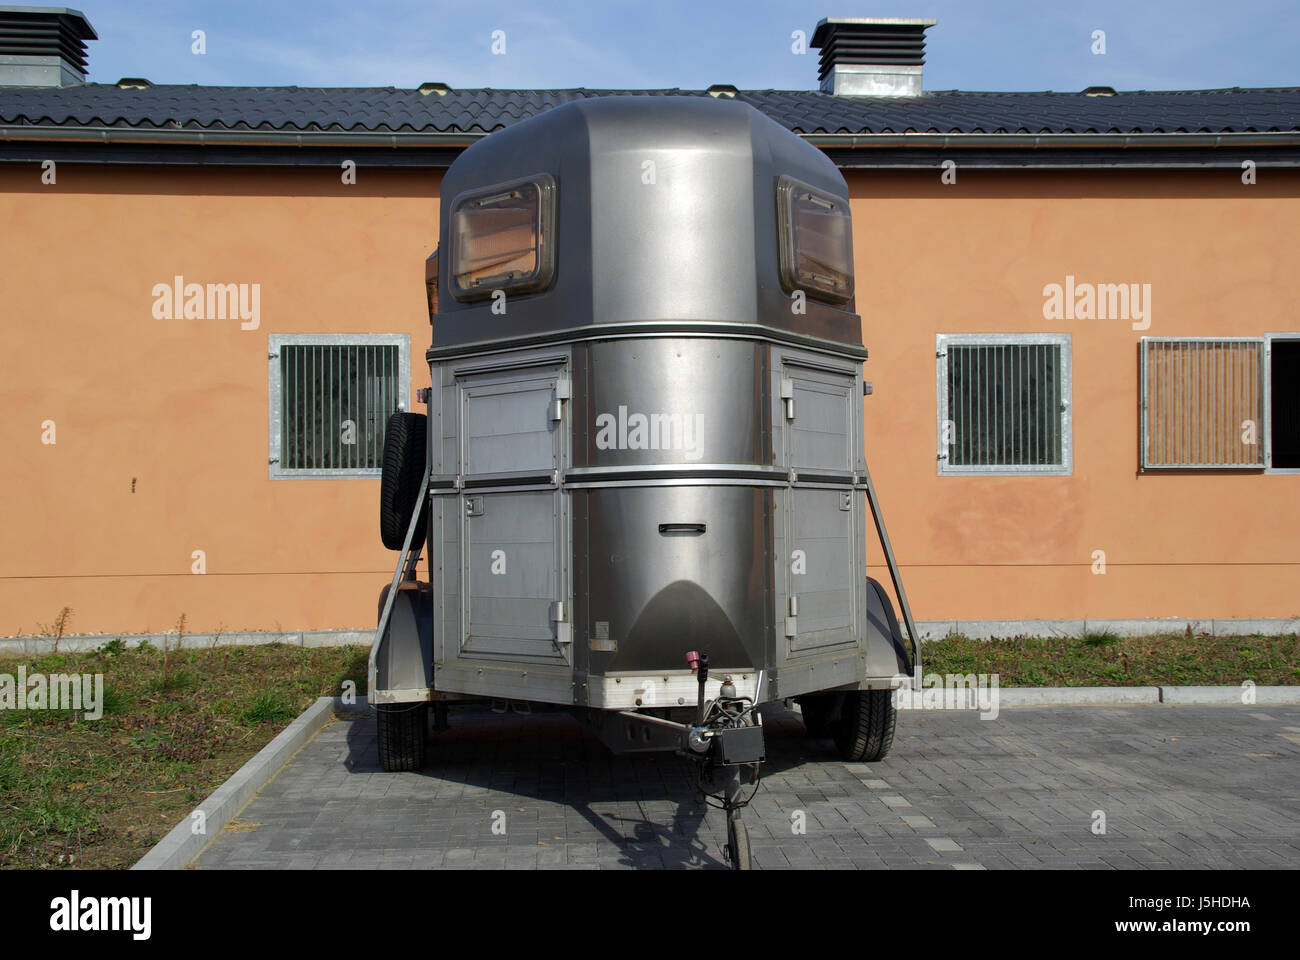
[453,361,571,672]
[775,357,861,657]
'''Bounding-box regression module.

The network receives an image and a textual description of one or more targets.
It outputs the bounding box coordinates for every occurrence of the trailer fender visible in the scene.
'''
[864,576,913,676]
[370,581,433,704]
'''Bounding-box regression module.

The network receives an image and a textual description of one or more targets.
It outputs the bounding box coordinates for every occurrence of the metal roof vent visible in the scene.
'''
[116,76,151,89]
[1082,85,1117,97]
[0,5,97,87]
[418,81,450,96]
[810,17,935,97]
[707,84,738,98]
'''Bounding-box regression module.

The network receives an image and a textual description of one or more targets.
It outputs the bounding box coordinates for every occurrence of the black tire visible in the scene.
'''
[726,816,751,871]
[380,411,428,551]
[798,693,836,739]
[833,689,896,762]
[376,702,428,771]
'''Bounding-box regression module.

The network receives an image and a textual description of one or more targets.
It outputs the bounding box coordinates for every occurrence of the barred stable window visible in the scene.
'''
[937,334,1072,476]
[268,334,410,478]
[1140,338,1265,470]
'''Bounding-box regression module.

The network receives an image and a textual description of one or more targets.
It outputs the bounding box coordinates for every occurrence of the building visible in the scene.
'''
[2,7,1297,642]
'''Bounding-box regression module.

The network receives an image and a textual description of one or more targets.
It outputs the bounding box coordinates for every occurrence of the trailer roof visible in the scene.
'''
[430,96,866,355]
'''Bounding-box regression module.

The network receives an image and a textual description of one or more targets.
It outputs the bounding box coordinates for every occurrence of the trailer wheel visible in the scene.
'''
[726,817,751,871]
[376,702,428,771]
[380,411,428,551]
[833,689,896,762]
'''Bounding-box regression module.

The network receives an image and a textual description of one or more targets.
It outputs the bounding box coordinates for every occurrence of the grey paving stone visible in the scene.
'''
[191,704,1300,870]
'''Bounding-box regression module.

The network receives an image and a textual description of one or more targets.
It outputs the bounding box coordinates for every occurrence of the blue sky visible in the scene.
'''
[75,0,1300,91]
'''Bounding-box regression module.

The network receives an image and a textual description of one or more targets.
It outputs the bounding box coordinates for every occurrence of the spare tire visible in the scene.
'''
[380,411,428,550]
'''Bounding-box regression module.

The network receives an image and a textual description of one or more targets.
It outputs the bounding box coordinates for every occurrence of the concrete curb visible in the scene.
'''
[907,685,1300,708]
[1160,685,1300,704]
[912,618,1300,642]
[1,630,373,656]
[131,696,341,870]
[995,686,1162,706]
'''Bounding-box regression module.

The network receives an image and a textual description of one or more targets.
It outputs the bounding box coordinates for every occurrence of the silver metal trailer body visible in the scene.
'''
[370,96,918,757]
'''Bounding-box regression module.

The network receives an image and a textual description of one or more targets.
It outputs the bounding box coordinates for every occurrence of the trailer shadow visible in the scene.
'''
[342,703,832,869]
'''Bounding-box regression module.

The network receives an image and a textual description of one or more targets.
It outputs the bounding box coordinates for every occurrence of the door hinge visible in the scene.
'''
[550,377,571,421]
[551,601,572,645]
[780,378,795,419]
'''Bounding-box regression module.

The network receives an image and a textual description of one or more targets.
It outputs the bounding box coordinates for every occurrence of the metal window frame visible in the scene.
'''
[1266,332,1300,474]
[447,173,557,302]
[936,332,1073,477]
[1139,336,1266,471]
[775,174,855,305]
[268,333,410,480]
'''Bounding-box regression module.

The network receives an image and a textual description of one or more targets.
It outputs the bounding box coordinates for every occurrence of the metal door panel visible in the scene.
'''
[463,377,558,475]
[786,487,855,652]
[431,356,572,677]
[463,489,568,662]
[774,353,862,665]
[785,367,854,473]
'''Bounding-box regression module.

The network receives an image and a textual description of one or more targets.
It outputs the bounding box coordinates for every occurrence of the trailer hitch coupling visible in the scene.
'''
[683,650,765,869]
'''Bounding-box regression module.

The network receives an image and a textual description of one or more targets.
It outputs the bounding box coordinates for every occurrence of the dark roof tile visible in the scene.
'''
[1,84,1298,136]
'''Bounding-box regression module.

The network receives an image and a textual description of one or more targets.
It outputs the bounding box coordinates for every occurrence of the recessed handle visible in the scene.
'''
[658,522,706,534]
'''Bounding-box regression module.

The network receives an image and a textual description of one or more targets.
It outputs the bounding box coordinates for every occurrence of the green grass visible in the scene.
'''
[240,691,296,725]
[0,643,367,870]
[922,632,1300,687]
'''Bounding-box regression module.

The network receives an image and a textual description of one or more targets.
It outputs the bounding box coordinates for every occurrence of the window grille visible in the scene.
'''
[268,334,410,478]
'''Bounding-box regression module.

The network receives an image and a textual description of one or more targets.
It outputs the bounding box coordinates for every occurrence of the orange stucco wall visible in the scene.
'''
[0,162,1296,635]
[1,165,438,636]
[852,170,1299,620]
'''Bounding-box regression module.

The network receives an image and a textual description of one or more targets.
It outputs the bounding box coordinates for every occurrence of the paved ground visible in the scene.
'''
[192,703,1300,869]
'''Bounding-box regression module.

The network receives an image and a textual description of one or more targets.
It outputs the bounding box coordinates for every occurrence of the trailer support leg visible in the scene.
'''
[722,766,750,870]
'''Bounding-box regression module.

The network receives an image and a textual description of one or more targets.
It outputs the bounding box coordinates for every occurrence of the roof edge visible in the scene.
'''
[4,124,1300,151]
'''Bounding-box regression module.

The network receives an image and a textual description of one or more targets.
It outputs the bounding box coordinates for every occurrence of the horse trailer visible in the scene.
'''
[368,95,919,868]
